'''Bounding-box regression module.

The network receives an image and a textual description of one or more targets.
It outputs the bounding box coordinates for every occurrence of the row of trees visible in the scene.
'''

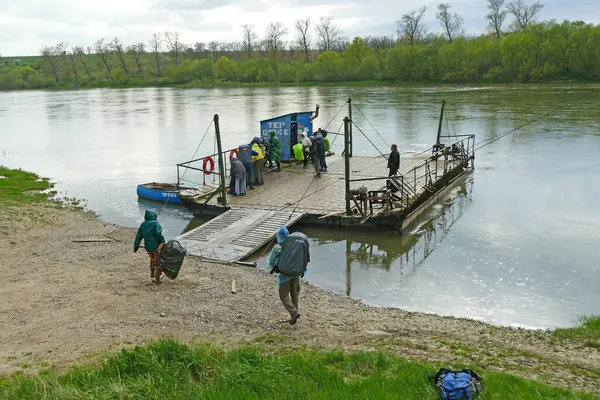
[1,1,599,89]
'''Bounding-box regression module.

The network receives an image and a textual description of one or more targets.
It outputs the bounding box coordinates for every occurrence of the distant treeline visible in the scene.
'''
[1,12,600,89]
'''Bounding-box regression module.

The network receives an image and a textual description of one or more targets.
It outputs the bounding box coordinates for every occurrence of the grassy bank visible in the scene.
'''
[0,340,597,400]
[0,166,86,210]
[554,316,600,349]
[0,167,53,206]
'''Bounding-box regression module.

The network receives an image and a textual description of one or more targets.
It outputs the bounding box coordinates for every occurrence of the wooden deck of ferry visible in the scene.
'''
[179,152,464,220]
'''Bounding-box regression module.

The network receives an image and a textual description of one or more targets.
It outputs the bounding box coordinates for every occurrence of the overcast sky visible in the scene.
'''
[0,0,598,56]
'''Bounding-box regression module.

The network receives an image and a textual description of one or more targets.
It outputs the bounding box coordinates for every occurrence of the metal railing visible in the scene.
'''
[176,147,238,190]
[347,134,475,219]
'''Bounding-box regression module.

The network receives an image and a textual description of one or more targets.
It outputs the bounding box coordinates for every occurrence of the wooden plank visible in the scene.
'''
[175,208,304,263]
[73,238,114,243]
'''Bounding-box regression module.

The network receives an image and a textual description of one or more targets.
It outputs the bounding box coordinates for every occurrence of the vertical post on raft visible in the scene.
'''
[214,114,228,207]
[344,116,351,216]
[348,98,353,157]
[435,100,446,154]
[176,164,180,192]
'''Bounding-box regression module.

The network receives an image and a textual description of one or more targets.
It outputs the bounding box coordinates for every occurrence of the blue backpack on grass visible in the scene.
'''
[434,368,483,400]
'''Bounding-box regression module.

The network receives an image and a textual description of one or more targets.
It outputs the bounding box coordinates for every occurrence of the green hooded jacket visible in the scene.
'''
[134,210,165,252]
[268,131,281,162]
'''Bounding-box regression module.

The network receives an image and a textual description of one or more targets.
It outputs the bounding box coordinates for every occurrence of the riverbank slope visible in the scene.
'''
[1,168,599,396]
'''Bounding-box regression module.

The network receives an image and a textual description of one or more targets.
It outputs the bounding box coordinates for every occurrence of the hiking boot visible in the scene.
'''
[290,313,301,325]
[249,186,255,190]
[153,278,162,285]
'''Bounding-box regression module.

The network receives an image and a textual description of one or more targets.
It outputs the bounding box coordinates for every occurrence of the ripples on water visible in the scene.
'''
[1,84,599,329]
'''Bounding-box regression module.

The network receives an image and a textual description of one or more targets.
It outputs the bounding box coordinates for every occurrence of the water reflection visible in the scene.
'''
[297,177,473,299]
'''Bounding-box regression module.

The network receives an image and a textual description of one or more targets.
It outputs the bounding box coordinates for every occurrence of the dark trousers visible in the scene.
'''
[312,154,321,176]
[389,168,398,177]
[245,165,254,188]
[279,277,300,318]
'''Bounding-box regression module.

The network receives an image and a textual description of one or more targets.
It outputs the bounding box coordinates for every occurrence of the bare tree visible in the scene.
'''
[164,31,183,65]
[242,24,257,60]
[208,41,219,56]
[396,6,428,45]
[436,3,464,42]
[486,0,507,38]
[229,41,243,54]
[506,0,544,31]
[95,38,113,78]
[128,43,145,75]
[315,16,342,51]
[295,18,311,63]
[149,33,162,75]
[194,42,206,54]
[54,42,69,76]
[265,22,288,60]
[255,39,268,57]
[74,46,91,80]
[364,35,396,50]
[67,47,79,79]
[41,45,61,81]
[111,37,129,77]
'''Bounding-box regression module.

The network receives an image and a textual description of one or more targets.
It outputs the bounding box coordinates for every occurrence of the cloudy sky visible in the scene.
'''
[0,0,598,56]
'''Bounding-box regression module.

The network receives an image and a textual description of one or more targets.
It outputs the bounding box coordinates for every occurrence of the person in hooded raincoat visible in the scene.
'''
[268,130,281,171]
[238,143,258,190]
[309,136,321,178]
[251,139,265,186]
[134,210,166,283]
[314,129,327,172]
[229,155,247,195]
[256,137,268,174]
[266,226,306,325]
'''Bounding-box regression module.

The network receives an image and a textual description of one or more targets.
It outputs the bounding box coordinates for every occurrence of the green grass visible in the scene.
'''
[0,167,53,206]
[0,340,597,399]
[554,316,600,349]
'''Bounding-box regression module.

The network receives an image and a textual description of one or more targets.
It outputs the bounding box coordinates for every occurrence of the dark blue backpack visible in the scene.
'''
[434,368,483,400]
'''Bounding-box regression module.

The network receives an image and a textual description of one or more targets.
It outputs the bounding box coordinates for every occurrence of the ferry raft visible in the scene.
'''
[169,99,476,264]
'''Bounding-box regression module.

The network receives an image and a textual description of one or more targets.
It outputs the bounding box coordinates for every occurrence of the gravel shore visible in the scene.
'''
[1,204,599,394]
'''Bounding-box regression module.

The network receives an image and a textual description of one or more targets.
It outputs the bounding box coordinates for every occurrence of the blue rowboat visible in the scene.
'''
[136,182,190,205]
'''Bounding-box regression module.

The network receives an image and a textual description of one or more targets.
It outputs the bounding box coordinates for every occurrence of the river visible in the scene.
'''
[1,84,599,329]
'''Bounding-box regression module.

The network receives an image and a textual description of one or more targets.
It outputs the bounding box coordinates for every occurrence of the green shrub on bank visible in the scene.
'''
[0,167,52,205]
[0,340,597,399]
[554,316,600,349]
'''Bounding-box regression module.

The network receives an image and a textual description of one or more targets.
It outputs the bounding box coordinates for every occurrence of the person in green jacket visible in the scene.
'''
[134,210,166,284]
[268,130,281,171]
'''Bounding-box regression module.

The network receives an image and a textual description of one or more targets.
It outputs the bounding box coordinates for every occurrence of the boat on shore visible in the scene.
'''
[136,182,191,205]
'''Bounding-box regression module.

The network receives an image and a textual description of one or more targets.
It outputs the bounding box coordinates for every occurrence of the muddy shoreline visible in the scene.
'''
[1,204,599,395]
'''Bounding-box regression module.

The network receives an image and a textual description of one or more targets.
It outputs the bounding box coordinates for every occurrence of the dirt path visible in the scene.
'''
[1,204,599,395]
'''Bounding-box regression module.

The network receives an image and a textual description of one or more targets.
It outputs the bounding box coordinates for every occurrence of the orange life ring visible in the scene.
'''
[229,149,239,161]
[203,156,215,175]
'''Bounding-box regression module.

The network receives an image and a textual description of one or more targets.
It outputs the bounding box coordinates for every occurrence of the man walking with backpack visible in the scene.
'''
[267,226,310,325]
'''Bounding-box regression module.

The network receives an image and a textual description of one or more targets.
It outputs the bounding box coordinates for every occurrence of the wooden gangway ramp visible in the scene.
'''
[175,208,304,262]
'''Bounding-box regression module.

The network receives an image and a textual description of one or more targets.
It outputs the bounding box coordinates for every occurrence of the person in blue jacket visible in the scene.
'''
[266,226,306,325]
[134,210,165,284]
